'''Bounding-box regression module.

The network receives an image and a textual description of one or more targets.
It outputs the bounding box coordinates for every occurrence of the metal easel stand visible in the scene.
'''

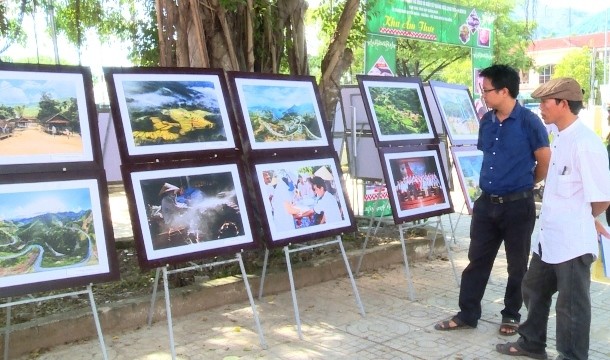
[355,204,460,301]
[446,202,467,244]
[354,200,394,276]
[146,252,267,359]
[1,284,108,360]
[257,235,366,340]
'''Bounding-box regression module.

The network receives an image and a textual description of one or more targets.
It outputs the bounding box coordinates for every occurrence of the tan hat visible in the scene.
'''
[531,77,583,101]
[159,183,180,195]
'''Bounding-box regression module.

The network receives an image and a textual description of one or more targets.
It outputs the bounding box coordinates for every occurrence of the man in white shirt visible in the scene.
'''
[496,78,610,359]
[310,176,342,224]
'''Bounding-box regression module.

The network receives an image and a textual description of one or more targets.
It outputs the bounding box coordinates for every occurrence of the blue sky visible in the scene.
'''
[0,188,92,221]
[0,78,77,106]
[242,85,314,110]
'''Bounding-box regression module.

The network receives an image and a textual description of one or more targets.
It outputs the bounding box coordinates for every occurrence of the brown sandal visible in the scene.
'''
[434,315,473,331]
[499,318,519,336]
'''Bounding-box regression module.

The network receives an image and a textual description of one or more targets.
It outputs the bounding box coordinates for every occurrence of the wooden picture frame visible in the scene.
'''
[451,145,483,214]
[122,159,258,269]
[357,75,437,147]
[104,67,240,164]
[249,154,355,247]
[379,145,453,224]
[0,170,119,297]
[0,63,101,174]
[227,72,331,155]
[428,80,479,145]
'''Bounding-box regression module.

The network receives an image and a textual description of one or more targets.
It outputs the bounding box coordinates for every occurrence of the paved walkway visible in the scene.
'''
[15,196,610,359]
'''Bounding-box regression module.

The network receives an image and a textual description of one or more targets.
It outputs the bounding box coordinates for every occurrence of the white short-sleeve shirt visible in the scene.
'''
[536,119,610,263]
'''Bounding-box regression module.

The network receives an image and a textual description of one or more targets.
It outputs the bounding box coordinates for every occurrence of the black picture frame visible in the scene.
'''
[226,71,331,156]
[121,158,258,269]
[450,145,483,214]
[104,67,241,164]
[428,80,479,145]
[0,170,119,297]
[249,153,356,248]
[379,145,453,224]
[357,75,437,147]
[0,63,102,175]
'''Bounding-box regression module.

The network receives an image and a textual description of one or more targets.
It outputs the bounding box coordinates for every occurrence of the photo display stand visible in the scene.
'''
[225,71,365,339]
[104,67,266,358]
[0,63,121,359]
[145,253,267,354]
[247,152,365,340]
[257,235,366,339]
[2,285,108,360]
[354,75,460,298]
[427,80,481,239]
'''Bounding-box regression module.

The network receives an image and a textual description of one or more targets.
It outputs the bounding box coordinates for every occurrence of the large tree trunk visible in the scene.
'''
[319,0,359,126]
[154,0,311,74]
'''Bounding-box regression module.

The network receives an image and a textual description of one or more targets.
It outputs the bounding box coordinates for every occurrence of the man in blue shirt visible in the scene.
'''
[435,64,551,335]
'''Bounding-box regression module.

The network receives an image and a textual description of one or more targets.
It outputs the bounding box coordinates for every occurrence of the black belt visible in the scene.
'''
[481,190,532,204]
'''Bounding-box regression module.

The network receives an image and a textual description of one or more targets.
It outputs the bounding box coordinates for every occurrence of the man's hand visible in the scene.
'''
[594,218,610,239]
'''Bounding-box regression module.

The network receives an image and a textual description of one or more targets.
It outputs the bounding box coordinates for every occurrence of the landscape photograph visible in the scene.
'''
[430,82,479,143]
[0,70,93,165]
[108,72,236,156]
[358,77,435,144]
[231,76,329,150]
[0,179,110,290]
[452,147,483,213]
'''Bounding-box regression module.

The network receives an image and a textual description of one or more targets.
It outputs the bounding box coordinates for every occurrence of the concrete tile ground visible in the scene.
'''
[12,199,610,360]
[6,180,610,360]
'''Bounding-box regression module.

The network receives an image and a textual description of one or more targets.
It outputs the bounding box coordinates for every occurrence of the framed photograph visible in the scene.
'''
[122,159,257,269]
[250,154,355,247]
[104,67,239,164]
[227,72,331,154]
[357,75,436,147]
[379,145,453,224]
[451,146,483,214]
[0,63,101,174]
[428,80,479,145]
[0,171,119,297]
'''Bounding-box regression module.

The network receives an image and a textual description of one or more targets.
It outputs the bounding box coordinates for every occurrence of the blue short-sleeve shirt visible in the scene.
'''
[477,101,549,195]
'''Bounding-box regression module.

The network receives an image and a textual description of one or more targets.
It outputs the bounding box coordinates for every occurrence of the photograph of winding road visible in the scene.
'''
[0,186,99,280]
[230,76,329,151]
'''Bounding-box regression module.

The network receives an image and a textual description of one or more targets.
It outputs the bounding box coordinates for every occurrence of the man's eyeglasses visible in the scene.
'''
[480,87,498,94]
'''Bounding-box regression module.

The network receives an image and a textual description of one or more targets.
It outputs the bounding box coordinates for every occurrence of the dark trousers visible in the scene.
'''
[517,253,594,360]
[456,195,536,327]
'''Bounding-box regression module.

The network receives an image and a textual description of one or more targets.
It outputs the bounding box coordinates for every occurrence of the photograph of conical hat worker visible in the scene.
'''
[262,166,344,232]
[140,172,244,250]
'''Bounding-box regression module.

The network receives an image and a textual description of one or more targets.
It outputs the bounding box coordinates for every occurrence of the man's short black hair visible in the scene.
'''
[479,64,520,99]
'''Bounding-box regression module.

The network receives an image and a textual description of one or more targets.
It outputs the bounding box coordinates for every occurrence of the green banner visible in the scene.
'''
[366,0,494,49]
[365,34,397,76]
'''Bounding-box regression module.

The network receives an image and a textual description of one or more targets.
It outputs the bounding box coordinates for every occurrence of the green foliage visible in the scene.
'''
[37,92,62,123]
[52,0,131,45]
[0,105,16,120]
[128,0,159,66]
[0,0,28,53]
[439,58,473,90]
[553,47,603,104]
[369,86,428,135]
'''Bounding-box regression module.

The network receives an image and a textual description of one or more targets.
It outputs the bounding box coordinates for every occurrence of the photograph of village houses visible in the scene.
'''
[0,73,86,160]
